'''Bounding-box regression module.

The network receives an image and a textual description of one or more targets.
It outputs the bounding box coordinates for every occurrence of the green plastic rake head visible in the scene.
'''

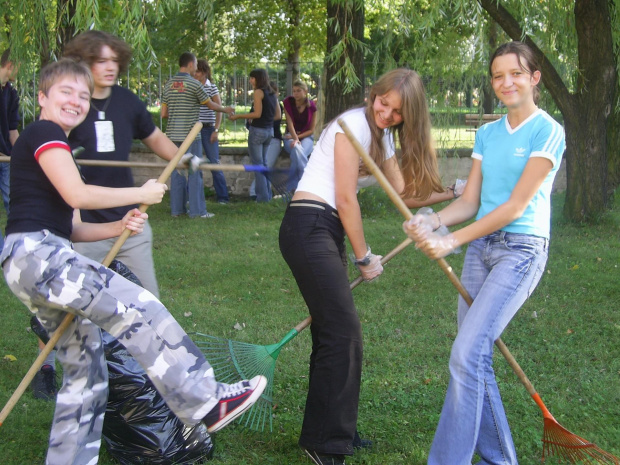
[194,322,308,432]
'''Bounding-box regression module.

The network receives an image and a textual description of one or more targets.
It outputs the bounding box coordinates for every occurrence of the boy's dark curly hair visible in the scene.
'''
[63,30,132,74]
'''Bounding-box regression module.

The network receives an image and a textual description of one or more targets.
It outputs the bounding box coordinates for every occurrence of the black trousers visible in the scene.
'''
[279,200,362,456]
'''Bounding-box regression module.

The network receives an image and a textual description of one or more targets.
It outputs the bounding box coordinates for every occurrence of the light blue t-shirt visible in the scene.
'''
[472,109,565,239]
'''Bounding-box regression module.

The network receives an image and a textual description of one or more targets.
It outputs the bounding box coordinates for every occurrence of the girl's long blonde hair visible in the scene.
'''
[363,68,443,199]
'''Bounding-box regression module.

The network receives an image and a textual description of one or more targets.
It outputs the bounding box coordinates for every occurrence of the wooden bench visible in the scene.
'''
[464,113,503,130]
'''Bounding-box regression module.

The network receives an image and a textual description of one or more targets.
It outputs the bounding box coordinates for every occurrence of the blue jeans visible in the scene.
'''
[250,137,282,197]
[248,126,273,202]
[0,162,10,214]
[170,139,208,217]
[428,231,548,465]
[283,136,314,192]
[200,126,229,202]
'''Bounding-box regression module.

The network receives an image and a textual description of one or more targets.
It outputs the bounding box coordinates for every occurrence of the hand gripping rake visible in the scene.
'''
[0,122,204,427]
[193,236,414,432]
[338,118,619,464]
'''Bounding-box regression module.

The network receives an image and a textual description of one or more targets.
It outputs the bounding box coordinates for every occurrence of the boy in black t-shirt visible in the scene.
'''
[1,59,266,465]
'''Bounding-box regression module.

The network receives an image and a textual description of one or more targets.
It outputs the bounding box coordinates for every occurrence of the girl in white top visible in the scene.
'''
[404,41,565,464]
[279,68,457,465]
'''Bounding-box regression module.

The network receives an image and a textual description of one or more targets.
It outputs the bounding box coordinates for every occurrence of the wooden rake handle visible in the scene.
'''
[0,123,203,427]
[292,235,414,333]
[0,157,275,173]
[337,118,538,398]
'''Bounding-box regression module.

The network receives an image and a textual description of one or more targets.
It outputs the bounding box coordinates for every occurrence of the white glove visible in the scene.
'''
[416,230,460,259]
[453,178,466,197]
[180,153,202,174]
[356,253,384,282]
[402,207,436,242]
[180,153,193,165]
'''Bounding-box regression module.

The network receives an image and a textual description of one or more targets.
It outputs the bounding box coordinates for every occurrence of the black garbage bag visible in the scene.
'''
[30,260,215,463]
[100,260,214,464]
[102,332,214,464]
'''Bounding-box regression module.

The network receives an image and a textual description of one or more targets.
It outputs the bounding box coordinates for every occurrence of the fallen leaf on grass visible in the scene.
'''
[184,311,192,317]
[566,328,574,334]
[570,264,579,270]
[3,354,17,362]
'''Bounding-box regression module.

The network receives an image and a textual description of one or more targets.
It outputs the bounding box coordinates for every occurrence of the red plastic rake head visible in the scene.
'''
[533,394,619,464]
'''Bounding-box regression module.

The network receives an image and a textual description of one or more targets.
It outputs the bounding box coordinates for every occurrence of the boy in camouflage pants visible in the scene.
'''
[1,59,266,465]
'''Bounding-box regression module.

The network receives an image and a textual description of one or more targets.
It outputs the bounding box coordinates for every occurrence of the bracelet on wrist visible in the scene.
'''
[354,246,372,266]
[433,212,443,231]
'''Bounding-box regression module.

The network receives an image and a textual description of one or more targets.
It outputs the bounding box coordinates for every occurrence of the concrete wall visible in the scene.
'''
[129,144,566,196]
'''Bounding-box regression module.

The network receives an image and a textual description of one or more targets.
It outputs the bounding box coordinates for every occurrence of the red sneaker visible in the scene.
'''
[202,375,267,433]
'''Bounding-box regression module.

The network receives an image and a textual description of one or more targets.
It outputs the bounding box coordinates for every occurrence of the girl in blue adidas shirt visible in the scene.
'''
[404,41,566,464]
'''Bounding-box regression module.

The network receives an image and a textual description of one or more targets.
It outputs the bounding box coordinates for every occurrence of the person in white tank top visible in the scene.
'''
[279,68,462,465]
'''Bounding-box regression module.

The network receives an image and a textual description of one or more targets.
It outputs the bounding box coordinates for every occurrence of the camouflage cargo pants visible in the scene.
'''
[1,231,219,465]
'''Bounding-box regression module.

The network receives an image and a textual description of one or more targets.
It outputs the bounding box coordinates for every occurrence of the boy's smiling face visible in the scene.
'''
[38,75,91,134]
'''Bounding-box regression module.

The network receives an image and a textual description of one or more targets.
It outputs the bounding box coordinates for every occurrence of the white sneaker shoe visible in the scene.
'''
[202,375,267,433]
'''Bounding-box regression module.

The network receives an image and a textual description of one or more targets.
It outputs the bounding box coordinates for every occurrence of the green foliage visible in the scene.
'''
[0,0,180,69]
[192,0,326,65]
[0,192,619,464]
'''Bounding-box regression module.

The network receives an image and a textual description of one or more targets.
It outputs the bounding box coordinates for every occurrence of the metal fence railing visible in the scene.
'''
[16,60,561,151]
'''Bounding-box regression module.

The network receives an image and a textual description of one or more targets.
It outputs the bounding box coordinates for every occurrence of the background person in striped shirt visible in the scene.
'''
[195,58,230,204]
[162,52,233,217]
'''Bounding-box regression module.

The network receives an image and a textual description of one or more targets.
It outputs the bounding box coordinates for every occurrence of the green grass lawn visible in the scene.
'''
[0,190,619,464]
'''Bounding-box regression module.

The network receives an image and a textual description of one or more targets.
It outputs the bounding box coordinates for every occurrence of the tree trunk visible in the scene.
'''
[482,20,498,114]
[564,0,616,220]
[478,0,618,222]
[606,86,620,191]
[286,50,301,97]
[285,0,302,96]
[323,0,365,124]
[56,0,77,55]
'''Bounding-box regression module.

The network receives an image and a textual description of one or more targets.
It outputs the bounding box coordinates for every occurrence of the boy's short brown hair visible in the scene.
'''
[1,49,12,67]
[39,58,94,96]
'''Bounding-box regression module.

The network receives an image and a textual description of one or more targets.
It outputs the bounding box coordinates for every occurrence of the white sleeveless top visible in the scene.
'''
[296,107,395,209]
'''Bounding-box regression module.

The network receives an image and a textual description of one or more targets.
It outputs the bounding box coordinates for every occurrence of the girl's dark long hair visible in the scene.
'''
[250,68,271,93]
[196,59,212,81]
[490,41,541,104]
